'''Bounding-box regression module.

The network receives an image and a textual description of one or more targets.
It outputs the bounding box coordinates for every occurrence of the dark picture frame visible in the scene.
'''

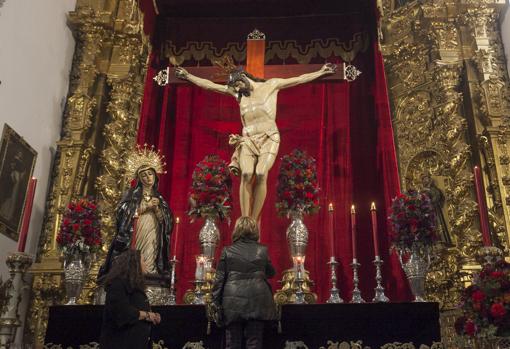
[0,124,37,241]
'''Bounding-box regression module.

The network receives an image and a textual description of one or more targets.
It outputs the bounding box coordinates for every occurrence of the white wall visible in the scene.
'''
[503,2,510,79]
[0,0,76,344]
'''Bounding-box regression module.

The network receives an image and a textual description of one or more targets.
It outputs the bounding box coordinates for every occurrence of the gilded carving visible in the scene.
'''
[383,0,510,344]
[23,0,510,347]
[25,0,150,345]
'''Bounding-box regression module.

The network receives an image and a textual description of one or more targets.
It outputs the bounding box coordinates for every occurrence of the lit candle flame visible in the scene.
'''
[351,205,356,214]
[328,202,334,212]
[371,202,376,211]
[176,217,180,224]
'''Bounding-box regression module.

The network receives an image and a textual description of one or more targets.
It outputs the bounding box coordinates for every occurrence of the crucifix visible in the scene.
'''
[154,29,361,221]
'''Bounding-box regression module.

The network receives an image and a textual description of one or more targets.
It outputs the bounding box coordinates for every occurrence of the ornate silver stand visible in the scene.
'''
[398,244,430,302]
[0,252,33,349]
[280,211,315,305]
[169,257,178,305]
[326,257,343,303]
[350,258,365,303]
[145,284,173,305]
[287,211,308,257]
[63,253,90,305]
[199,217,220,259]
[372,256,389,302]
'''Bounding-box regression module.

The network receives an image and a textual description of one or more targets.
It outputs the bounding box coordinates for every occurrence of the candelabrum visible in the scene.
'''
[326,256,343,303]
[0,252,33,349]
[169,257,178,305]
[192,255,209,305]
[292,256,306,304]
[350,258,365,303]
[372,256,389,303]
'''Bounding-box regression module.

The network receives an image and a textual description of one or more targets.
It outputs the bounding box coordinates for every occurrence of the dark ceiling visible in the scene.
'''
[154,0,373,18]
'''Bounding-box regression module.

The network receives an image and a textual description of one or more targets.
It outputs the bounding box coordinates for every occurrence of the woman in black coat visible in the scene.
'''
[99,250,161,349]
[211,216,277,349]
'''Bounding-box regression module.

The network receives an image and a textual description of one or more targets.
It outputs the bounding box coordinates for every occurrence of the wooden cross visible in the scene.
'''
[153,29,361,86]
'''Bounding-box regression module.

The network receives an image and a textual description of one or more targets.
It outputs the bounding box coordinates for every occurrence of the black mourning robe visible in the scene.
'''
[98,178,173,280]
[99,278,151,349]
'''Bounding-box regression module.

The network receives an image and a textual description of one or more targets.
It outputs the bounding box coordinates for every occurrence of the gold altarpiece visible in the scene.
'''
[381,0,510,346]
[24,0,510,347]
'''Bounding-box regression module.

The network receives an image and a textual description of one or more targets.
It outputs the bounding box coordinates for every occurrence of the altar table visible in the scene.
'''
[44,303,441,348]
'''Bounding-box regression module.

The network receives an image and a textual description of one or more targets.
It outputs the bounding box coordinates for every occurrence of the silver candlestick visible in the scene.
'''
[169,257,178,305]
[326,256,343,303]
[0,252,33,348]
[372,256,389,302]
[350,258,365,303]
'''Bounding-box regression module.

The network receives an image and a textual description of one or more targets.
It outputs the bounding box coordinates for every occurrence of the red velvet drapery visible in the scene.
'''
[136,39,411,302]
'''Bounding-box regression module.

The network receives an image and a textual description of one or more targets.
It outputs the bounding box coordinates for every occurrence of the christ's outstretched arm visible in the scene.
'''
[271,63,336,90]
[175,67,234,96]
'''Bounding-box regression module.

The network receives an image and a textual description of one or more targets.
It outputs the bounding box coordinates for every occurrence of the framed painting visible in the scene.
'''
[0,124,37,241]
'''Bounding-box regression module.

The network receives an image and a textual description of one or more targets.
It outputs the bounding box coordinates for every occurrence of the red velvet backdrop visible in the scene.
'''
[136,6,412,302]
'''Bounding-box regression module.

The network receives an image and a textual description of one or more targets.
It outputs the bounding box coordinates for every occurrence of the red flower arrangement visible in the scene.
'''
[388,189,437,251]
[276,149,320,216]
[455,261,510,338]
[188,155,232,221]
[56,198,102,256]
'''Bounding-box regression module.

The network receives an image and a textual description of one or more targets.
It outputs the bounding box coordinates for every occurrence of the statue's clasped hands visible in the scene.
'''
[148,198,160,209]
[148,198,165,222]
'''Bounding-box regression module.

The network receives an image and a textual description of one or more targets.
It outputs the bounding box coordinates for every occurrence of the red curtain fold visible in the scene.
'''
[137,45,411,302]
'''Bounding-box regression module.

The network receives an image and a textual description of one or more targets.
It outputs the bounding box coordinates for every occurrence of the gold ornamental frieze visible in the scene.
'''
[162,33,370,66]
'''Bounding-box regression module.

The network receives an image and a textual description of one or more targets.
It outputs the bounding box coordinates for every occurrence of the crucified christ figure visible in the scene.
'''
[176,63,336,220]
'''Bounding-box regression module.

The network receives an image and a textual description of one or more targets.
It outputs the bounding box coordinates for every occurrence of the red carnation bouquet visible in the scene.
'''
[388,189,437,251]
[56,198,102,256]
[188,155,232,221]
[276,149,320,216]
[455,260,510,338]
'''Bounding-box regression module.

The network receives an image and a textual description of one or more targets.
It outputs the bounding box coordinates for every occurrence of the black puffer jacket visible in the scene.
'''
[212,238,277,325]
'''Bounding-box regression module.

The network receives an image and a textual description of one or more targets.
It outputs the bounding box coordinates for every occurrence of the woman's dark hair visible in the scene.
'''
[232,216,259,242]
[103,249,145,291]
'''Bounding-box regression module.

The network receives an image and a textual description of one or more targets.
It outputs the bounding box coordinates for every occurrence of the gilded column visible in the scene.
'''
[25,3,111,346]
[382,1,472,310]
[461,2,510,252]
[91,1,149,301]
[382,0,510,346]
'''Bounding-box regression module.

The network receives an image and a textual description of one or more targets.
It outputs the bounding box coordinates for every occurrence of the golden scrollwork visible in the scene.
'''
[274,269,317,305]
[382,0,509,345]
[25,0,149,346]
[25,0,510,347]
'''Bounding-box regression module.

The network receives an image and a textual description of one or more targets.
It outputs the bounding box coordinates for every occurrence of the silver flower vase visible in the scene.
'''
[199,216,220,259]
[64,253,90,305]
[286,211,308,258]
[398,243,431,302]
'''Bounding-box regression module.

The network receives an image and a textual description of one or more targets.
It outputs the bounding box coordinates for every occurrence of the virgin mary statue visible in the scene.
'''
[98,145,173,279]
